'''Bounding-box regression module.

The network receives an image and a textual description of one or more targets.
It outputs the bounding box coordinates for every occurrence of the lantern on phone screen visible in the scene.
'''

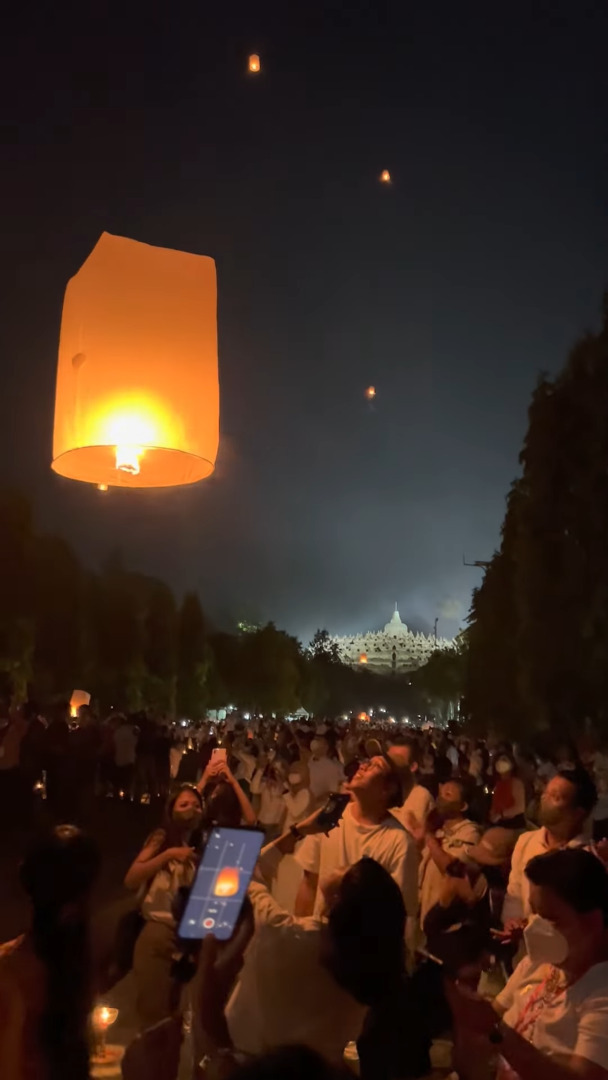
[51,232,219,489]
[214,867,240,897]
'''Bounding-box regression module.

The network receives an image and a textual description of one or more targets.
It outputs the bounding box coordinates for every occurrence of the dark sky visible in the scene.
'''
[1,1,607,643]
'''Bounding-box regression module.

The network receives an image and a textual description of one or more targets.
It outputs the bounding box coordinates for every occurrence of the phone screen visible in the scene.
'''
[211,747,227,762]
[178,827,264,940]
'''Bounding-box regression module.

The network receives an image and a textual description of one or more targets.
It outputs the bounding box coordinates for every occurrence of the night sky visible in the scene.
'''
[1,1,607,643]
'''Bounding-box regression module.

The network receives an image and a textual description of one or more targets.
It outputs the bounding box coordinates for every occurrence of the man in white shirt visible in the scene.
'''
[502,767,598,927]
[388,737,434,831]
[308,735,344,803]
[294,755,419,951]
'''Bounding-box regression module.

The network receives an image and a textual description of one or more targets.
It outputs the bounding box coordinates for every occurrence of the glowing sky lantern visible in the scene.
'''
[365,386,376,400]
[51,232,219,489]
[248,53,261,73]
[70,689,91,718]
[214,866,240,897]
[380,169,391,183]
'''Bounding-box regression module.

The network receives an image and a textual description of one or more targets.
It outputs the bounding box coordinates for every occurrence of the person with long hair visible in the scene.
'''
[0,824,100,1080]
[125,783,203,1028]
[224,811,427,1073]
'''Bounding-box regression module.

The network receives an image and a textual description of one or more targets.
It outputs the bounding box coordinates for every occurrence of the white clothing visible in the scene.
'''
[392,782,434,831]
[446,745,459,771]
[308,756,344,800]
[283,787,312,831]
[419,818,483,926]
[226,846,365,1062]
[114,724,137,767]
[234,751,257,784]
[497,955,608,1069]
[251,772,286,826]
[502,828,589,924]
[295,804,419,949]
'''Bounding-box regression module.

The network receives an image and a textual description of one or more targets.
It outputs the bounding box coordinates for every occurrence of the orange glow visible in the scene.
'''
[248,54,260,73]
[214,867,240,897]
[380,169,391,183]
[358,712,370,722]
[365,386,376,400]
[70,689,90,718]
[359,653,368,664]
[52,232,219,489]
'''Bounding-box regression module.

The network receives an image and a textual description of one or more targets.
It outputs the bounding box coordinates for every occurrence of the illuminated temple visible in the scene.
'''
[330,605,455,675]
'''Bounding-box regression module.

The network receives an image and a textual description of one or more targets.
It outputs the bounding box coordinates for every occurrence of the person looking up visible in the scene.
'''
[502,767,598,930]
[295,755,418,953]
[388,737,435,831]
[0,825,100,1080]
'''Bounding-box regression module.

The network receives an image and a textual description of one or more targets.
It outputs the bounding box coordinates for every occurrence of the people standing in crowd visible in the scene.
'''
[490,753,526,829]
[125,784,203,1028]
[44,702,71,823]
[388,737,435,830]
[0,706,29,822]
[408,777,483,931]
[197,755,257,827]
[449,848,608,1080]
[502,767,598,932]
[0,825,100,1080]
[225,809,428,1075]
[307,734,345,803]
[295,755,419,953]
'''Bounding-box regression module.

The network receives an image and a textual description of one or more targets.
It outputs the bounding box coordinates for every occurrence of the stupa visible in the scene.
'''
[330,604,455,675]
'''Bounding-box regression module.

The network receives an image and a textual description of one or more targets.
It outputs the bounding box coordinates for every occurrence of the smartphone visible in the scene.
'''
[211,747,227,763]
[178,826,265,941]
[316,791,351,832]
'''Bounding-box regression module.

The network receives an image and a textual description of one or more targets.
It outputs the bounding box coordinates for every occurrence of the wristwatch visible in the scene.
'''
[290,824,304,842]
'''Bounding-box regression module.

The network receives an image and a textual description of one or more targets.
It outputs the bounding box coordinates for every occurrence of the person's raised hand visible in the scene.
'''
[166,846,195,864]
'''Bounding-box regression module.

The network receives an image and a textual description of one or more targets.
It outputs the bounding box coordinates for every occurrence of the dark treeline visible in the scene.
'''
[466,296,608,739]
[0,491,448,719]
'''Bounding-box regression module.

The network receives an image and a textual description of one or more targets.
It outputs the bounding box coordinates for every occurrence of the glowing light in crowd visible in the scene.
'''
[92,1005,118,1059]
[365,386,376,400]
[248,54,260,73]
[51,232,219,489]
[359,652,368,664]
[70,689,90,718]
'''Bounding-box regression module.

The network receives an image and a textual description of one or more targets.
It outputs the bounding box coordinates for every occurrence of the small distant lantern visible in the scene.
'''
[359,653,368,664]
[380,169,391,183]
[51,232,219,489]
[365,386,376,400]
[248,54,261,73]
[70,689,91,718]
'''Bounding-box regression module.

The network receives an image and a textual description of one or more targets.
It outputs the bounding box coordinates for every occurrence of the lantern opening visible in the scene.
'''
[115,445,142,475]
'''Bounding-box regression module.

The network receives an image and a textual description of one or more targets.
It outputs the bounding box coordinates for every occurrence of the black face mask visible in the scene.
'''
[173,808,202,828]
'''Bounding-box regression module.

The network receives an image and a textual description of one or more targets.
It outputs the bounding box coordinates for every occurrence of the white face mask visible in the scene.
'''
[288,773,301,785]
[523,914,569,966]
[495,758,512,775]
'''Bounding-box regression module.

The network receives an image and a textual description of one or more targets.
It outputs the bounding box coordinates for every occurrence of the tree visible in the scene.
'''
[176,593,210,719]
[467,297,608,738]
[413,639,467,724]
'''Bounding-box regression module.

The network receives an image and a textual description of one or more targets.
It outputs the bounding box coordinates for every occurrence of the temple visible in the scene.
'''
[330,605,455,675]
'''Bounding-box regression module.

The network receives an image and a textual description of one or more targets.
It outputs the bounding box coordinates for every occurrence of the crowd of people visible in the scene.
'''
[3,704,608,1080]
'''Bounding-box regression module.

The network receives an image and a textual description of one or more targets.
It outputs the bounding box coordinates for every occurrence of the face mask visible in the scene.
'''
[173,808,202,827]
[539,803,565,828]
[288,773,301,785]
[495,759,512,775]
[523,914,568,966]
[437,797,462,818]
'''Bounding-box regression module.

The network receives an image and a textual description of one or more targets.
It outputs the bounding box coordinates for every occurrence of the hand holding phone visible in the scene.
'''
[316,791,351,833]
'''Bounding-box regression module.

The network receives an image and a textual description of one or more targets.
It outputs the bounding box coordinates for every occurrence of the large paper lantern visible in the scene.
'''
[70,688,91,718]
[52,232,219,488]
[248,53,261,73]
